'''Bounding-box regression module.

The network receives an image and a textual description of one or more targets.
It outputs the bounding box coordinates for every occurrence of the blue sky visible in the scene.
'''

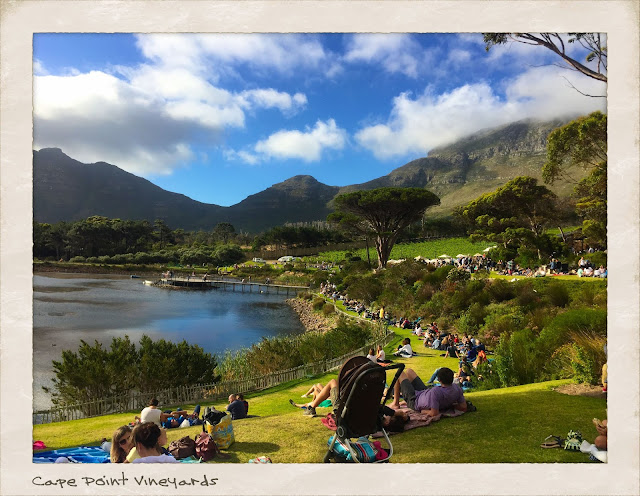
[33,33,606,206]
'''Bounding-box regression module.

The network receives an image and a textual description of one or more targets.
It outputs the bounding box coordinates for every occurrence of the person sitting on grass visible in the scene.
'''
[393,338,414,357]
[366,348,377,362]
[376,344,391,364]
[226,393,247,420]
[130,422,177,464]
[389,367,468,416]
[236,393,249,415]
[110,425,134,463]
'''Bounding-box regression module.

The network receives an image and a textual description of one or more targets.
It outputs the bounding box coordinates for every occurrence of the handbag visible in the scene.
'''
[168,436,196,460]
[327,435,377,462]
[205,413,235,449]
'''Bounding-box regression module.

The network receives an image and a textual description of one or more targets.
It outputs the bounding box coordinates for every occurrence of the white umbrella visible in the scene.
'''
[456,254,468,258]
[473,253,483,257]
[483,246,497,252]
[438,254,450,258]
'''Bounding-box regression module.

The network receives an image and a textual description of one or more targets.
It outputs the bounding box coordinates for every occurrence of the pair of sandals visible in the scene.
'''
[540,435,564,449]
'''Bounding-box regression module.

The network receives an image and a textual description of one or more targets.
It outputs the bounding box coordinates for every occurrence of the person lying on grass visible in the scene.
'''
[389,367,468,417]
[134,398,200,427]
[291,379,409,432]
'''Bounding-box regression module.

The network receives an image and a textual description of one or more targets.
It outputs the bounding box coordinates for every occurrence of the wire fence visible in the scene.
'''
[33,324,395,425]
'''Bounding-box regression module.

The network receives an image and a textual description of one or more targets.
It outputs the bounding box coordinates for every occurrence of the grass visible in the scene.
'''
[316,238,495,264]
[33,325,605,464]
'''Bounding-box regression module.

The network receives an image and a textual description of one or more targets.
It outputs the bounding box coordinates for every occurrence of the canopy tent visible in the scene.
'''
[437,254,451,258]
[483,245,497,252]
[456,254,468,258]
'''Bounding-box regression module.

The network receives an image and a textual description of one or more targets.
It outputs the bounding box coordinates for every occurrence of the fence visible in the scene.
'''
[33,325,396,425]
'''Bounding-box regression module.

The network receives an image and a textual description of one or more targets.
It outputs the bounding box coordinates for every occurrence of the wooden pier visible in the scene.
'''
[153,277,308,296]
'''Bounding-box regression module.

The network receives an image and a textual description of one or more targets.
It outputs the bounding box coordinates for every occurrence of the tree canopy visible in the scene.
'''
[44,335,218,411]
[483,33,607,84]
[457,176,560,258]
[330,187,440,268]
[543,111,607,246]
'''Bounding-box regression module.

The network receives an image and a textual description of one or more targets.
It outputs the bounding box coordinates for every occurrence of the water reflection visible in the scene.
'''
[33,273,305,410]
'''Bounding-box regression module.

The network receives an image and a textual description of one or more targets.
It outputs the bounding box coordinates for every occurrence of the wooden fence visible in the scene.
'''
[33,326,395,425]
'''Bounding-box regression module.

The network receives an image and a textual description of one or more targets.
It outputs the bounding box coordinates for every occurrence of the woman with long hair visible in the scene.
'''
[130,422,177,463]
[110,425,133,463]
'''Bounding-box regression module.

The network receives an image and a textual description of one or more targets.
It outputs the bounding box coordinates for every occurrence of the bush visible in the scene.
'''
[446,267,471,283]
[312,297,326,311]
[69,256,86,263]
[322,303,335,316]
[544,281,570,307]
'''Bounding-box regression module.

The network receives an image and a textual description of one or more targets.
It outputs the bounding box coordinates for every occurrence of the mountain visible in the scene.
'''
[33,117,579,232]
[338,117,577,215]
[33,148,226,231]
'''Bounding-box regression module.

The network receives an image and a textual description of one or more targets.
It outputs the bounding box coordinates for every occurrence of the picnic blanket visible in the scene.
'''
[371,405,465,438]
[33,446,110,463]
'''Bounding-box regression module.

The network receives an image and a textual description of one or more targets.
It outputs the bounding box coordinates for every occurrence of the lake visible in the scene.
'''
[33,273,306,410]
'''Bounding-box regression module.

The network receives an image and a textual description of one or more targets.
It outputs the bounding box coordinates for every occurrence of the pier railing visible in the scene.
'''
[33,326,395,425]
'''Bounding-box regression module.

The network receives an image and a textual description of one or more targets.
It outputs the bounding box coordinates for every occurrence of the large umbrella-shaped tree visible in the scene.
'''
[330,187,440,269]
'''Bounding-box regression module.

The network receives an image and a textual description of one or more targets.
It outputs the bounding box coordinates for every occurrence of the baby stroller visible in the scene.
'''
[324,356,405,463]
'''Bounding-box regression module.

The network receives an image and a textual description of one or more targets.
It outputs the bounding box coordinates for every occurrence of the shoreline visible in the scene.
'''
[286,296,334,333]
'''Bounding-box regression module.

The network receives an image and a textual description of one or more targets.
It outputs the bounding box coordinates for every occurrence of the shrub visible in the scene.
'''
[312,297,326,311]
[544,281,570,307]
[86,257,100,264]
[486,279,516,302]
[322,303,335,316]
[446,267,471,283]
[69,256,86,263]
[493,328,539,387]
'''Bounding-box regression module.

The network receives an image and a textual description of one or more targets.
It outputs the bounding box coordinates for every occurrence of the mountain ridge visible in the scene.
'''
[33,116,578,232]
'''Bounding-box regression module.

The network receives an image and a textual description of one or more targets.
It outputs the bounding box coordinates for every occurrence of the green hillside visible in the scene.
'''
[33,326,605,464]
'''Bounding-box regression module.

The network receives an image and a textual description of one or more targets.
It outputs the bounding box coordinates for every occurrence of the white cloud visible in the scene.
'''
[239,89,307,114]
[355,65,605,160]
[224,149,260,166]
[252,119,347,162]
[136,33,336,77]
[33,62,308,175]
[448,49,472,64]
[33,59,48,76]
[344,34,423,78]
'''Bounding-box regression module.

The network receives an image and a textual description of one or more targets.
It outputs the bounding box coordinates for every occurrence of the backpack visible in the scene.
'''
[168,436,196,460]
[202,407,227,427]
[194,432,226,462]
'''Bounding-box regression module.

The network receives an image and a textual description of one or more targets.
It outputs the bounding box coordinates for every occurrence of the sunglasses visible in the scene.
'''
[118,436,130,446]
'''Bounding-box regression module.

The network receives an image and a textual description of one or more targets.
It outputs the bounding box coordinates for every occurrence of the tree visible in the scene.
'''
[330,187,440,269]
[543,111,607,246]
[212,222,236,244]
[457,176,560,259]
[45,336,139,410]
[483,33,607,85]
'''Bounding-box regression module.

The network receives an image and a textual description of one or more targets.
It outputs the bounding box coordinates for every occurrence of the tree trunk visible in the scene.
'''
[365,236,371,268]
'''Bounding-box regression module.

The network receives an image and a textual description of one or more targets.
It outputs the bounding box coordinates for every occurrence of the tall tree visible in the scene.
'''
[543,111,607,246]
[483,33,607,85]
[330,188,440,269]
[457,176,560,258]
[212,222,236,244]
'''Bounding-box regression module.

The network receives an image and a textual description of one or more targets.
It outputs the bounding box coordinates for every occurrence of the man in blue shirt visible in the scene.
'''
[226,394,247,420]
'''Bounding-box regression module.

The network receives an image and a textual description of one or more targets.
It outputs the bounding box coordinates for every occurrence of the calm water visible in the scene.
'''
[33,273,305,410]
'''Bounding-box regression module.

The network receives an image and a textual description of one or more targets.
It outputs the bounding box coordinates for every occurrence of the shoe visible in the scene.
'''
[466,401,477,412]
[303,406,317,417]
[289,399,302,409]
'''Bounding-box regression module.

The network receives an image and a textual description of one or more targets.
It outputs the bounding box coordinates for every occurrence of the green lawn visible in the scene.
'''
[33,327,605,463]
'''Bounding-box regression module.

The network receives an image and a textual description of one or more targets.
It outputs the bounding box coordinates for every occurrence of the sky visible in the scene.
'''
[33,33,606,207]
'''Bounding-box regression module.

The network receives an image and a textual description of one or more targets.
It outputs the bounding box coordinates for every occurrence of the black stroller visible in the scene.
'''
[324,356,405,463]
